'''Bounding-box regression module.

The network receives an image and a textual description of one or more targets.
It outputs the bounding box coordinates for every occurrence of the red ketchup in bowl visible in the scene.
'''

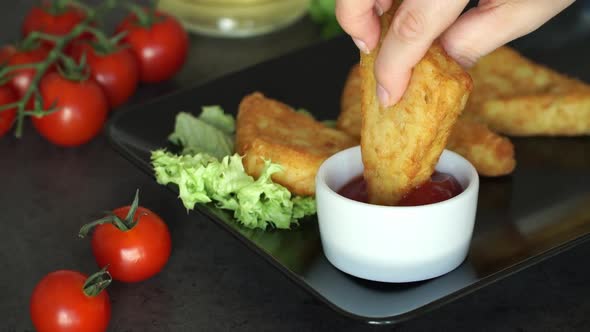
[337,172,463,206]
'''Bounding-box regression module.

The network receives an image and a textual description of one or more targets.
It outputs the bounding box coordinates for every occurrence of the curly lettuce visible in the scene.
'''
[152,106,316,230]
[152,150,316,230]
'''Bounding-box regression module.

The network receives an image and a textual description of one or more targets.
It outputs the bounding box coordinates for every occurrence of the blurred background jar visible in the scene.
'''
[157,0,311,38]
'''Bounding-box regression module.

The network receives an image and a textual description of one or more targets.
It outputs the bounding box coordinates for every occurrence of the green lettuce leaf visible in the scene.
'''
[199,105,235,134]
[292,196,317,220]
[152,150,218,206]
[168,111,234,159]
[151,150,316,230]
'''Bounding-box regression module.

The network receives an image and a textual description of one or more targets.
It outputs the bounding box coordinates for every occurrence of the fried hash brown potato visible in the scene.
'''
[338,64,515,177]
[446,119,515,177]
[360,5,473,206]
[465,46,590,136]
[338,64,362,138]
[236,92,357,196]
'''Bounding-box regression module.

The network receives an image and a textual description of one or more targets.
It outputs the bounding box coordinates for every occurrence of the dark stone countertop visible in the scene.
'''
[2,1,590,331]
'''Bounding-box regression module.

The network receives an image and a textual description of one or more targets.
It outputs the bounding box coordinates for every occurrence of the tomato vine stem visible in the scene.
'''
[82,266,112,297]
[1,0,137,138]
[78,189,144,237]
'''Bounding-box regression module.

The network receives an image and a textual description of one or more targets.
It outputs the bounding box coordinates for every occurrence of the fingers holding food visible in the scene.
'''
[338,63,515,177]
[360,6,472,206]
[373,0,469,106]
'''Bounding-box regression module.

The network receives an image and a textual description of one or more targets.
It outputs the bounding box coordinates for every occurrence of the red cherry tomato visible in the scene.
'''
[6,45,53,99]
[32,72,108,147]
[116,10,188,83]
[70,42,139,108]
[90,205,172,282]
[23,4,87,43]
[0,84,18,137]
[30,270,111,332]
[0,45,16,65]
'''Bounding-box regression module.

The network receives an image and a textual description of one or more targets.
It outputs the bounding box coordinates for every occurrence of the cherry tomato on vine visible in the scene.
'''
[0,45,16,65]
[116,9,188,83]
[30,269,111,332]
[32,71,108,147]
[0,84,18,137]
[70,42,139,108]
[22,3,87,45]
[6,44,53,98]
[79,191,172,283]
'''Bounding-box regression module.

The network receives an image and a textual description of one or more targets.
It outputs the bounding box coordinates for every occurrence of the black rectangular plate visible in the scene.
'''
[106,31,590,324]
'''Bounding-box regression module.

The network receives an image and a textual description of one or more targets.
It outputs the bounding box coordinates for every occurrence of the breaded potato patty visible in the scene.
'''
[337,64,362,139]
[338,64,515,177]
[465,46,590,136]
[236,92,357,196]
[360,4,473,205]
[446,118,515,177]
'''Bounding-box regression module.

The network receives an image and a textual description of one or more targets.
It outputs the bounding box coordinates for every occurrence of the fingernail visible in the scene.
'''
[352,38,369,54]
[377,84,390,107]
[374,3,384,16]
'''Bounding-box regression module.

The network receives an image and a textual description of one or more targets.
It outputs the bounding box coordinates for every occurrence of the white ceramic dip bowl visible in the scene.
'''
[315,146,479,283]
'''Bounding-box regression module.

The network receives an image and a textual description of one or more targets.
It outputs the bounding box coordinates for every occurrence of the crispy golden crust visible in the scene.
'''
[360,6,473,205]
[465,46,590,136]
[469,94,590,136]
[338,64,516,177]
[236,92,357,196]
[337,64,362,139]
[446,118,515,176]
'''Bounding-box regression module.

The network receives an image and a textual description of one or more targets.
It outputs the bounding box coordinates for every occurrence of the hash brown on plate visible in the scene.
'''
[236,92,357,196]
[465,46,590,136]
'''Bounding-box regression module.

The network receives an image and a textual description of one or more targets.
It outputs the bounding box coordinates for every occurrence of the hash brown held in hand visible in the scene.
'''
[337,64,515,177]
[360,5,473,206]
[236,92,357,196]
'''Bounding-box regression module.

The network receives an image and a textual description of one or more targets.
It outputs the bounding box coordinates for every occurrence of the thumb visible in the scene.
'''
[335,0,394,53]
[440,0,575,68]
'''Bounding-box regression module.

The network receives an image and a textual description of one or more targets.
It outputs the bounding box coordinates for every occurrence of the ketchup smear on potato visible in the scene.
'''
[338,172,463,206]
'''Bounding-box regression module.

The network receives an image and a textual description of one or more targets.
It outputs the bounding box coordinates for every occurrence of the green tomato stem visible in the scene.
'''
[0,63,41,76]
[27,31,61,43]
[69,0,94,13]
[126,3,154,27]
[124,189,141,227]
[85,26,120,55]
[78,189,143,238]
[58,52,90,82]
[0,102,21,113]
[78,215,130,238]
[82,267,112,297]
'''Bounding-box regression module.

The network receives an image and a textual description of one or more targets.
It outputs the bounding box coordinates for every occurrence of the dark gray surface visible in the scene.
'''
[2,1,590,331]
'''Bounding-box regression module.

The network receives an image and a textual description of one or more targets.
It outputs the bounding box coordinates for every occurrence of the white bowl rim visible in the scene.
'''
[316,146,479,211]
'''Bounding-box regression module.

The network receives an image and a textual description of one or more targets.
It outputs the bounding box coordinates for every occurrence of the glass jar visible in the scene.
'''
[157,0,311,38]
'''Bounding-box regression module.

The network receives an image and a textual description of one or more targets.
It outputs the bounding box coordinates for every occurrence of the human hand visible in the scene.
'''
[336,0,575,106]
